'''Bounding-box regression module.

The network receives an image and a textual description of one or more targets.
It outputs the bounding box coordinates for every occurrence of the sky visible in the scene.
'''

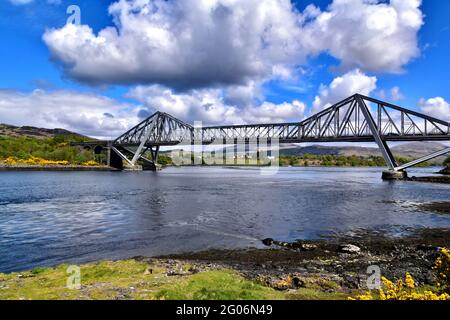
[0,0,449,139]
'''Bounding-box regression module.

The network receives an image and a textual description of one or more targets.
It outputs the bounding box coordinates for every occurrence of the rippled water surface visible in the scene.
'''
[0,167,449,272]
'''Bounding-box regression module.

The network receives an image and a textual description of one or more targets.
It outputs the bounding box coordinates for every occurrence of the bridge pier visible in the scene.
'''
[382,170,408,180]
[109,147,124,170]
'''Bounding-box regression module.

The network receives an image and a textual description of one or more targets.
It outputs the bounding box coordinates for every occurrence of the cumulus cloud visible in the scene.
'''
[43,0,424,89]
[128,85,306,125]
[312,69,377,112]
[419,97,450,121]
[44,0,305,89]
[0,89,142,139]
[378,86,405,102]
[302,0,423,73]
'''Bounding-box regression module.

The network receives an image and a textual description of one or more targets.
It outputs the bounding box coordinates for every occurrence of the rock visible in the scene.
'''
[291,241,317,251]
[262,238,274,246]
[292,277,306,288]
[338,244,361,254]
[187,266,199,274]
[278,241,290,248]
[417,244,442,252]
[144,267,153,275]
[342,274,361,289]
[300,244,318,251]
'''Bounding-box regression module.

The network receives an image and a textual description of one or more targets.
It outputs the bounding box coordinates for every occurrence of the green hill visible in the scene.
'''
[0,124,99,165]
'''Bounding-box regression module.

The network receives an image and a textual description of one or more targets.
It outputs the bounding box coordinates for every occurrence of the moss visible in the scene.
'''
[0,259,351,300]
[154,270,284,300]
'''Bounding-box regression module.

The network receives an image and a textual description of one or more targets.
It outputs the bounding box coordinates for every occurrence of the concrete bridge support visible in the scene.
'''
[109,148,124,171]
[107,145,161,171]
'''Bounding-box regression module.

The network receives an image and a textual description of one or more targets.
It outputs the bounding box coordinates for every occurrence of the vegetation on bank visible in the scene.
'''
[0,135,101,166]
[353,248,450,300]
[444,156,450,169]
[277,154,431,167]
[0,247,449,300]
[0,260,332,300]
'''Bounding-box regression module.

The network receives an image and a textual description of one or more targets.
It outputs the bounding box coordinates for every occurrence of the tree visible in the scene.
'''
[444,156,450,168]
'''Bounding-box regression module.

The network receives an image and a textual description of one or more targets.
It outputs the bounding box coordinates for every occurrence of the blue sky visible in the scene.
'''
[0,0,448,138]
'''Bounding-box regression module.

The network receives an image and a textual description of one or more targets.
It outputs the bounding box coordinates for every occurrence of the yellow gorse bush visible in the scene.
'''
[351,248,450,300]
[1,156,69,166]
[434,247,450,293]
[82,160,99,166]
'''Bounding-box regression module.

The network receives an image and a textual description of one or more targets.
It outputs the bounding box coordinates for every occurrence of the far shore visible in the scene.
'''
[0,164,114,171]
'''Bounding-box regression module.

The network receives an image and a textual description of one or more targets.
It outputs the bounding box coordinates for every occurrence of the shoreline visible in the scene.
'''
[1,165,449,184]
[0,165,115,171]
[155,228,450,291]
[1,228,449,299]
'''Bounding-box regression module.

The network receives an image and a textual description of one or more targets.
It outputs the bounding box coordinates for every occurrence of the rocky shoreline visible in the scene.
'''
[151,228,450,293]
[407,175,450,184]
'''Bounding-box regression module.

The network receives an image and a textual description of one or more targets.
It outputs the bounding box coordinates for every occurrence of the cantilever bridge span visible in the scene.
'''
[77,94,450,178]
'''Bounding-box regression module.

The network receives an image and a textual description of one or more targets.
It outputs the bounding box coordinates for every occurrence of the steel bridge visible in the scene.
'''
[78,94,450,177]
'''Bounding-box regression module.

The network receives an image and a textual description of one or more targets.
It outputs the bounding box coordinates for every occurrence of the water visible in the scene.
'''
[0,167,449,272]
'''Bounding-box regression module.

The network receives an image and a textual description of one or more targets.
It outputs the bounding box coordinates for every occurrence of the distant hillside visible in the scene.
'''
[217,142,448,165]
[279,142,448,164]
[0,124,97,165]
[0,123,86,139]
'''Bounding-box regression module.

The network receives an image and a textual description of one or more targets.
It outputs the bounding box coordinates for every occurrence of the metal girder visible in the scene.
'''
[395,148,450,171]
[108,94,450,171]
[356,95,397,171]
[105,94,450,149]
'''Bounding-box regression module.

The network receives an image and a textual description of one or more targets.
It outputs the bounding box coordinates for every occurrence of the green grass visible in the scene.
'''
[0,260,349,300]
[154,270,283,300]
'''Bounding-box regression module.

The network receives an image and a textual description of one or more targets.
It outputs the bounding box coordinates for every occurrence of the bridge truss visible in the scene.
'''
[110,94,450,172]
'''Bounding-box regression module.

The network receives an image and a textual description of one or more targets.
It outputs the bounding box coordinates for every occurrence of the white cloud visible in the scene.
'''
[419,97,450,121]
[0,89,142,139]
[302,0,423,73]
[44,0,305,89]
[312,69,377,112]
[390,86,405,101]
[43,0,424,89]
[128,85,306,125]
[378,86,404,102]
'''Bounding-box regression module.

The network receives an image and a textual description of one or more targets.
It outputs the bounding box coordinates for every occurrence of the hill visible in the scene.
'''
[0,124,98,166]
[0,123,86,139]
[279,142,448,165]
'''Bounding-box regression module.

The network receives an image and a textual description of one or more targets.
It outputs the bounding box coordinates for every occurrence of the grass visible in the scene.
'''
[0,259,349,300]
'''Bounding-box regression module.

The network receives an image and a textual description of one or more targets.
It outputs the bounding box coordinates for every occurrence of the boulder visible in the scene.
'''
[338,244,361,254]
[262,238,274,246]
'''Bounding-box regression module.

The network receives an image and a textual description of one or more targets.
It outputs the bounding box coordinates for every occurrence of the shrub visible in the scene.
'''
[434,248,450,293]
[351,248,450,300]
[444,156,450,168]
